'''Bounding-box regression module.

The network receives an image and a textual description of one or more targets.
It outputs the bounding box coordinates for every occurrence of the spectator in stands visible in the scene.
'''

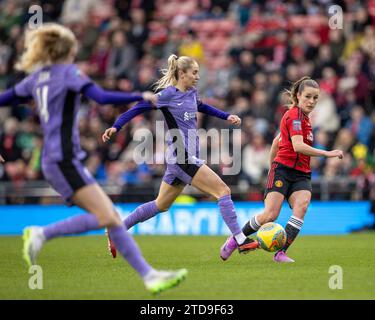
[121,159,152,186]
[0,117,22,162]
[212,55,239,98]
[0,1,23,38]
[225,77,249,107]
[328,29,345,62]
[311,90,339,133]
[106,30,137,80]
[319,67,338,95]
[250,89,272,121]
[230,0,252,27]
[89,35,111,79]
[242,132,270,184]
[313,45,339,79]
[162,29,181,60]
[333,128,356,154]
[237,50,258,83]
[127,8,149,59]
[60,0,103,25]
[360,25,375,57]
[178,29,205,64]
[345,105,373,146]
[266,71,283,107]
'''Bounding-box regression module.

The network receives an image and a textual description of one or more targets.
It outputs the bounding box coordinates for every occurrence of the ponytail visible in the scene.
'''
[154,54,196,91]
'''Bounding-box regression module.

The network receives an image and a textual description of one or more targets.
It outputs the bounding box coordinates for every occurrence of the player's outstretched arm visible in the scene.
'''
[102,127,118,142]
[325,149,344,159]
[82,83,157,105]
[198,103,229,118]
[198,102,241,126]
[291,135,343,159]
[227,114,241,126]
[0,89,17,106]
[102,100,154,142]
[0,154,4,163]
[0,88,31,107]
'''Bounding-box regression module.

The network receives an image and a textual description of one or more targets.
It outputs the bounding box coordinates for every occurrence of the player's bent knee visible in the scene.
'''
[98,214,122,228]
[265,215,277,223]
[155,200,170,212]
[262,210,279,224]
[157,205,169,212]
[217,184,231,199]
[295,202,309,215]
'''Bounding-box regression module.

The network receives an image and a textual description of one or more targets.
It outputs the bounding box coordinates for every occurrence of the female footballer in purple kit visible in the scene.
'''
[103,54,259,258]
[0,23,187,294]
[220,77,344,262]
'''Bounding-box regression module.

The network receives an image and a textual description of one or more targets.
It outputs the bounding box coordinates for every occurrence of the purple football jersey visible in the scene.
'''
[156,86,201,164]
[14,64,92,162]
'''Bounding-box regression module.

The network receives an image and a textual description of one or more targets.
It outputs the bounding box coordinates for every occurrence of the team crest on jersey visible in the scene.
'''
[307,132,313,142]
[275,180,283,188]
[292,120,302,131]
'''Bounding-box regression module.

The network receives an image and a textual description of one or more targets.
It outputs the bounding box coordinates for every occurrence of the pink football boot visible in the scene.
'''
[273,251,295,263]
[220,236,237,261]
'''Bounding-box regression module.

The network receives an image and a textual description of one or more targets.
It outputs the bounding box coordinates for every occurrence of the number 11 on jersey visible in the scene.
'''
[36,85,49,123]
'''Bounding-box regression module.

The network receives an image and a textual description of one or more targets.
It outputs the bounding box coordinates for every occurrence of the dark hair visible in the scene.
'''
[285,76,319,108]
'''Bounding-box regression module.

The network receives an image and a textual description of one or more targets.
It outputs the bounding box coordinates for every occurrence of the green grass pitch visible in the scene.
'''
[0,234,374,299]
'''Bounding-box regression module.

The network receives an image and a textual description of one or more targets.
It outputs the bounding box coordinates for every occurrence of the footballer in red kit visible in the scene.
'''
[220,76,344,263]
[274,106,313,173]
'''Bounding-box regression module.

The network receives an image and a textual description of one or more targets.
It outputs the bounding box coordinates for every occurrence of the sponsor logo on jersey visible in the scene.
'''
[184,111,196,121]
[307,132,313,141]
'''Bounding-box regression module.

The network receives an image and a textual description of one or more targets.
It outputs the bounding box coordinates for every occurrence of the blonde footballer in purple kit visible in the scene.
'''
[0,23,187,294]
[103,54,259,258]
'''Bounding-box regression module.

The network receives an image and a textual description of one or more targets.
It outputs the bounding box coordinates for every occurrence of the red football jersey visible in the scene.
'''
[274,106,313,173]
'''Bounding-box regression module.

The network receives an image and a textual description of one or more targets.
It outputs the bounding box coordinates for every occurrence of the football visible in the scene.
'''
[257,222,287,252]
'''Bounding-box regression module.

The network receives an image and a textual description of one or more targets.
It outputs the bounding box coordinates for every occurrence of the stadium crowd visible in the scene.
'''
[1,0,375,202]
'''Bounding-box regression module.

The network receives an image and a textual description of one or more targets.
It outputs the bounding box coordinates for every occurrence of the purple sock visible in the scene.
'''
[124,200,159,229]
[108,225,152,277]
[43,214,100,240]
[218,195,242,236]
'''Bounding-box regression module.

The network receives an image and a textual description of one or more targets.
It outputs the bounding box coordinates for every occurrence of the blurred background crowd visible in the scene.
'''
[1,0,375,204]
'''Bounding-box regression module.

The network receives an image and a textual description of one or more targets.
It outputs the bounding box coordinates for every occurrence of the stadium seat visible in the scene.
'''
[204,36,230,55]
[217,19,237,34]
[200,20,218,35]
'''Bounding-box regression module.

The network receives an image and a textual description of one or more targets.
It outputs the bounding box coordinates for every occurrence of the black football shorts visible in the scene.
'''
[264,162,312,203]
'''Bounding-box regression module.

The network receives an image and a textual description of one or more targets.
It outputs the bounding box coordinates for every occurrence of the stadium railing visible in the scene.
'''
[0,177,361,204]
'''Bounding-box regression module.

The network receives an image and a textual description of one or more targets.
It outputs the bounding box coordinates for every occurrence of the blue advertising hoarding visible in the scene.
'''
[0,201,373,236]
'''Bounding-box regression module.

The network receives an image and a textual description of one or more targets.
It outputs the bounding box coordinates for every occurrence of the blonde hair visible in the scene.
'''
[285,76,319,109]
[154,54,197,91]
[15,23,77,73]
